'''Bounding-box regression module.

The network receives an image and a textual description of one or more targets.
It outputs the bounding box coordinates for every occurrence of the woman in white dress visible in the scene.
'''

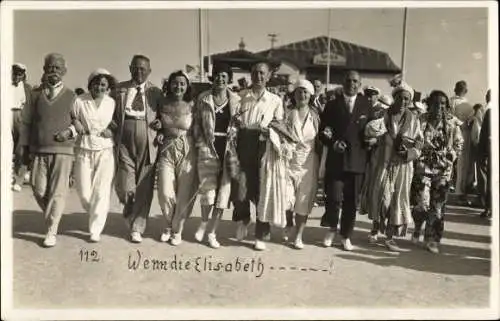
[283,79,321,249]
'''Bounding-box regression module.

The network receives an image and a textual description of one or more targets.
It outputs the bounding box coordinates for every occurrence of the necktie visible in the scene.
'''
[48,86,56,100]
[131,86,145,111]
[345,97,353,113]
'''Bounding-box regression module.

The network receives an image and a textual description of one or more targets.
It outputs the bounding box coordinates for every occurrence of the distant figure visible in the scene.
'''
[237,77,248,90]
[312,79,327,112]
[466,103,485,193]
[363,86,384,115]
[11,63,32,192]
[75,87,85,96]
[450,80,473,198]
[477,89,491,219]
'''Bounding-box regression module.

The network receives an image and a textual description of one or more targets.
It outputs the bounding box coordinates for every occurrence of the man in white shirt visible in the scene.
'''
[11,63,32,192]
[112,55,163,243]
[449,80,473,197]
[232,61,284,251]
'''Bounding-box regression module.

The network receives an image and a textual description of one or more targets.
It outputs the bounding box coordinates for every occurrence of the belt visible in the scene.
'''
[11,108,23,111]
[214,132,227,137]
[125,114,146,120]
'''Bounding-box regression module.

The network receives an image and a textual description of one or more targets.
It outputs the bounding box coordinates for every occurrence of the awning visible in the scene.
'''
[203,49,280,73]
[257,36,401,74]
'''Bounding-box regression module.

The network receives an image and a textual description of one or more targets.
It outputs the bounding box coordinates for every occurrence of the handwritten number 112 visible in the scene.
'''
[79,249,100,262]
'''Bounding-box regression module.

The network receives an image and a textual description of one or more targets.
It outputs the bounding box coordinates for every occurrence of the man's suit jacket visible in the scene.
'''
[319,93,372,177]
[478,108,490,160]
[111,80,163,163]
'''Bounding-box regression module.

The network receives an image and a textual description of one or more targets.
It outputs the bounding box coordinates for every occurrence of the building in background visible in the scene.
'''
[203,36,401,93]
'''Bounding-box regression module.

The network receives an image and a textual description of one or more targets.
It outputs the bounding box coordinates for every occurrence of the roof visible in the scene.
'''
[256,36,401,74]
[203,49,280,72]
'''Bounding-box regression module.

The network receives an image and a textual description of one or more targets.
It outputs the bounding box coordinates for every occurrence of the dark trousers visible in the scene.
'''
[321,171,364,238]
[231,128,269,239]
[477,156,491,212]
[12,109,28,185]
[115,118,156,234]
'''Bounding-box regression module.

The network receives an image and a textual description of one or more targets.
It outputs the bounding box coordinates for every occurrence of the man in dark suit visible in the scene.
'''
[477,89,491,219]
[112,54,163,243]
[319,70,373,251]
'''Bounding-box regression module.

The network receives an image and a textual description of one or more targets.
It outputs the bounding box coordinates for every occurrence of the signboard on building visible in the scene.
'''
[313,52,347,66]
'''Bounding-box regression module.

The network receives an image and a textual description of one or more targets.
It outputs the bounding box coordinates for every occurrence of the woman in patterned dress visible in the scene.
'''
[411,90,463,254]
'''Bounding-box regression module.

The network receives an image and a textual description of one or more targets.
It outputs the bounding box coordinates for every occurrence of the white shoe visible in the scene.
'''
[194,223,207,242]
[170,233,182,246]
[323,231,335,247]
[282,227,292,242]
[89,234,100,243]
[368,234,378,244]
[12,184,22,192]
[24,172,30,183]
[426,241,440,254]
[130,232,142,243]
[341,238,354,251]
[385,239,402,252]
[236,222,248,241]
[207,233,220,249]
[160,229,171,243]
[294,238,304,250]
[43,234,57,247]
[254,240,266,251]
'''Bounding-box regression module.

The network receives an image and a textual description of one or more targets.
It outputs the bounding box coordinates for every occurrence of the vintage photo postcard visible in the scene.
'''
[1,1,498,320]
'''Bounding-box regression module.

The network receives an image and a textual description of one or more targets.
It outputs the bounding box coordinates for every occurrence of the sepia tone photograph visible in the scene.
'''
[1,1,498,320]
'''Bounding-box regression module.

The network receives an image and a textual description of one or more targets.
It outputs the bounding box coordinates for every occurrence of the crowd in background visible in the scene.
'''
[10,55,492,254]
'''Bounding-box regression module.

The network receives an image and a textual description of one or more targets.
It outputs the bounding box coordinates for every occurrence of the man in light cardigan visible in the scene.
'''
[18,53,77,247]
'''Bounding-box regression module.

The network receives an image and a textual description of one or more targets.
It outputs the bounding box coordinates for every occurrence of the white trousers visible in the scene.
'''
[74,148,115,236]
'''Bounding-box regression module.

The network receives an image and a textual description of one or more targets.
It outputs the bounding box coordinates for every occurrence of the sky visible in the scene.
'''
[12,5,490,104]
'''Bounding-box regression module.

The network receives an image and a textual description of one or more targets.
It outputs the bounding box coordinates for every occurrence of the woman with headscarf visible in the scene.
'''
[282,79,321,249]
[193,63,241,248]
[57,69,117,242]
[365,82,424,251]
[155,70,198,246]
[411,90,463,253]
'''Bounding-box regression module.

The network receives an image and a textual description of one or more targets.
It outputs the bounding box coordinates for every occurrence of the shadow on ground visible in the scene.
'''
[13,209,491,278]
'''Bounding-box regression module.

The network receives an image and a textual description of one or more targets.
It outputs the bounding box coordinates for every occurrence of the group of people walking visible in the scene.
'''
[11,53,492,255]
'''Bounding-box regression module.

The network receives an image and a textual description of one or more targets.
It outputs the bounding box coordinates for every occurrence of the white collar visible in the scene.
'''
[245,88,269,102]
[343,93,356,101]
[48,81,63,89]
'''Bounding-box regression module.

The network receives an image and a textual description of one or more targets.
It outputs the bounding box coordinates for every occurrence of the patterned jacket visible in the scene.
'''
[416,113,463,180]
[193,89,241,195]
